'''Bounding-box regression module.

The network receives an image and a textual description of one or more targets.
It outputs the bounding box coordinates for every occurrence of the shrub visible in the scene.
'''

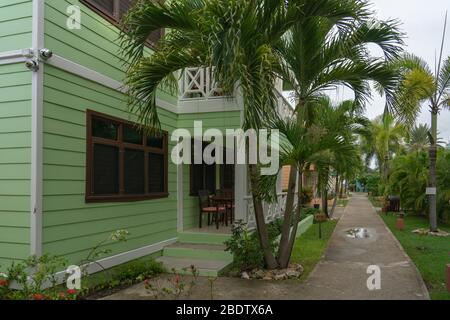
[112,258,166,284]
[6,254,68,300]
[437,149,450,223]
[389,152,428,215]
[301,188,313,204]
[225,220,281,272]
[366,173,382,196]
[302,207,321,218]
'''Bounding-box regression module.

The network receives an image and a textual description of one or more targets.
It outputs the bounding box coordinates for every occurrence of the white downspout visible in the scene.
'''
[30,0,44,257]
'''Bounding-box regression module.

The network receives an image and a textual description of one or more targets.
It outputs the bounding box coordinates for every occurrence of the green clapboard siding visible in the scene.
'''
[0,63,31,271]
[0,0,33,52]
[178,112,242,230]
[42,65,179,265]
[44,0,177,105]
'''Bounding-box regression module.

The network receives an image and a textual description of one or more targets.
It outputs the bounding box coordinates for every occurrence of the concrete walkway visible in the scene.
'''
[299,193,429,300]
[103,194,429,300]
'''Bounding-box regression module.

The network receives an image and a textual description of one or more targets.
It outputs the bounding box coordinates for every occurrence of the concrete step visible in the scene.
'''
[157,256,231,277]
[163,242,232,261]
[177,231,231,245]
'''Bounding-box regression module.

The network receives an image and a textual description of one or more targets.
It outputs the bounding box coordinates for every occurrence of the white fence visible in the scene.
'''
[180,67,226,100]
[244,192,298,228]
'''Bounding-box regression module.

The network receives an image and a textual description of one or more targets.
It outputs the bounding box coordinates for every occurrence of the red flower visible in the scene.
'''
[32,293,45,300]
[58,292,66,299]
[0,279,8,287]
[67,289,77,295]
[173,275,180,284]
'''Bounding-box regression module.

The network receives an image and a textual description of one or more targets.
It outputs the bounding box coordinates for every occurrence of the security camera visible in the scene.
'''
[39,48,53,60]
[25,59,39,71]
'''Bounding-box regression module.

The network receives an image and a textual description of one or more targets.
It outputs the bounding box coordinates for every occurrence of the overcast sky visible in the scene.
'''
[346,0,450,142]
[288,0,450,143]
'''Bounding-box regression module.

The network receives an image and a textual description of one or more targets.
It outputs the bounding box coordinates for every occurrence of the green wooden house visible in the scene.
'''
[0,0,298,277]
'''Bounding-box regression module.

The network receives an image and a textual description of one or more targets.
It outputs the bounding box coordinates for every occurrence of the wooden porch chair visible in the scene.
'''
[198,190,226,229]
[216,189,235,225]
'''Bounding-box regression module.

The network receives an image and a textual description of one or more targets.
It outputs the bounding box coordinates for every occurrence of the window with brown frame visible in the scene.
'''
[80,0,164,46]
[86,110,168,202]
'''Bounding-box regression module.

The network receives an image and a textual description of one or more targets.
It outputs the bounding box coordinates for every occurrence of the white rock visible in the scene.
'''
[286,270,301,278]
[274,273,287,281]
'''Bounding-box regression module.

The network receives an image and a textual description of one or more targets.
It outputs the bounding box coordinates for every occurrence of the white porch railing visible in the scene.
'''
[275,89,295,120]
[244,192,298,228]
[180,67,226,100]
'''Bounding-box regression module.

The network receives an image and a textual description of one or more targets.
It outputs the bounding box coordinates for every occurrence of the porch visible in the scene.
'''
[155,68,298,274]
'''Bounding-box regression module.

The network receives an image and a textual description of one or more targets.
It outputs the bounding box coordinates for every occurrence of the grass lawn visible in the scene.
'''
[291,220,338,282]
[381,214,450,300]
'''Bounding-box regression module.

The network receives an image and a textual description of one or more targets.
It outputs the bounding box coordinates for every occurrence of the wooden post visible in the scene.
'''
[314,213,327,239]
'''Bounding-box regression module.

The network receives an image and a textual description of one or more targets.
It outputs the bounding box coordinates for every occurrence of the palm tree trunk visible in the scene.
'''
[278,169,303,268]
[277,165,297,265]
[330,175,339,217]
[383,155,389,182]
[428,110,438,232]
[322,189,329,217]
[248,163,278,269]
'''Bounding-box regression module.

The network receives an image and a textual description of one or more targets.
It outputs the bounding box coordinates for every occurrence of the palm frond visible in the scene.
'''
[438,56,450,103]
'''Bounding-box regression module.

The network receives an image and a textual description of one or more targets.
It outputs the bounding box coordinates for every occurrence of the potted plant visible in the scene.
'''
[395,212,405,230]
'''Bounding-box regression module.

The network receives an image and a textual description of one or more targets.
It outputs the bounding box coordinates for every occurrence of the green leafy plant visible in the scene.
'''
[80,229,130,277]
[6,254,67,300]
[389,151,429,215]
[302,207,321,217]
[437,149,450,222]
[113,258,166,285]
[225,221,280,272]
[0,271,9,299]
[300,188,313,204]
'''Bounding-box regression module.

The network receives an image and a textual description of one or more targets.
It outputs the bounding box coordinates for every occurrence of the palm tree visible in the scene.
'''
[310,98,366,217]
[370,114,406,183]
[259,96,364,267]
[120,0,303,269]
[272,2,404,267]
[120,0,404,269]
[407,124,431,152]
[389,14,450,231]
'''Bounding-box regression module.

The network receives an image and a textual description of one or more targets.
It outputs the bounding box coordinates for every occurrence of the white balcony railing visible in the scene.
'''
[244,192,298,228]
[275,89,295,120]
[180,68,296,121]
[180,67,226,100]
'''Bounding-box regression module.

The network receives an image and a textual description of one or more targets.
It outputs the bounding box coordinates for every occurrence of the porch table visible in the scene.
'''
[211,195,235,226]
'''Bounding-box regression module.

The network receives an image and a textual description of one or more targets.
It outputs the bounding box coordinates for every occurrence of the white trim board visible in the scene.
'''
[0,49,32,65]
[51,238,177,288]
[0,49,243,115]
[10,238,177,290]
[30,0,44,257]
[46,54,242,115]
[48,54,177,114]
